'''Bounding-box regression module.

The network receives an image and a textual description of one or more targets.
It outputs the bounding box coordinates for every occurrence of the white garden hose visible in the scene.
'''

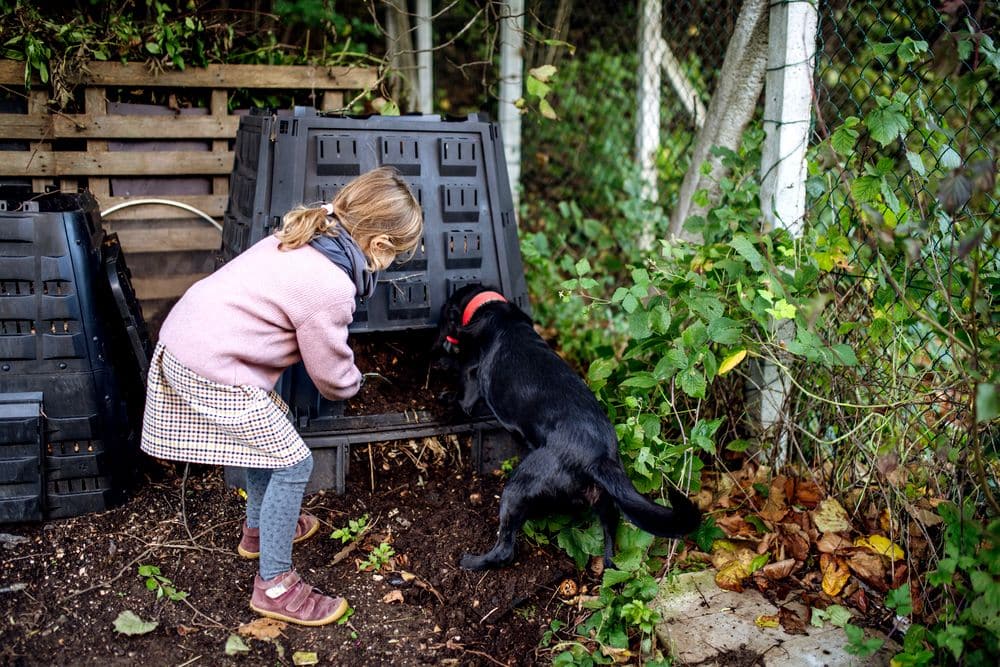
[100,197,223,232]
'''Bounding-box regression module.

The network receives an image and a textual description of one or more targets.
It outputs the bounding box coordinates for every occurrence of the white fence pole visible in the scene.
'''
[753,0,818,467]
[499,0,524,210]
[415,0,433,114]
[636,0,663,243]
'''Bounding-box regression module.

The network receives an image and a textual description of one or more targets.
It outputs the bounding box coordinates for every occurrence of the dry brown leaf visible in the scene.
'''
[759,481,788,523]
[793,479,823,507]
[758,558,797,581]
[715,559,749,592]
[820,553,851,597]
[816,532,853,553]
[912,506,944,527]
[778,523,811,562]
[717,514,758,538]
[846,549,888,592]
[778,607,808,635]
[382,590,405,604]
[238,617,286,640]
[812,498,852,533]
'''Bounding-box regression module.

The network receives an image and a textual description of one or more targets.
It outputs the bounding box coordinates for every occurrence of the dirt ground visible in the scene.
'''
[0,328,595,667]
[0,439,590,666]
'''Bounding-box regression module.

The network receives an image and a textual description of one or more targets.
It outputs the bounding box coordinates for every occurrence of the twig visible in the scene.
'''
[180,463,197,545]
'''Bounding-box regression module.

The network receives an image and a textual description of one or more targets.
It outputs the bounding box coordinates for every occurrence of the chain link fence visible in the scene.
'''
[806,0,998,483]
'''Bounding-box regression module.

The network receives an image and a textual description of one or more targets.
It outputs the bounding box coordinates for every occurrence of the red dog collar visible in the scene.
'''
[461,290,507,326]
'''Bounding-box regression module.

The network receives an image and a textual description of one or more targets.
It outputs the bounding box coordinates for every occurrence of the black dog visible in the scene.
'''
[438,284,701,570]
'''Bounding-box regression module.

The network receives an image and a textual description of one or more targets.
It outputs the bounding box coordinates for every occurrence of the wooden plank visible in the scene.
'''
[85,88,110,198]
[321,90,345,112]
[0,114,240,140]
[0,150,234,176]
[211,90,230,196]
[132,274,209,301]
[99,194,227,219]
[0,61,377,90]
[114,227,221,253]
[28,91,52,192]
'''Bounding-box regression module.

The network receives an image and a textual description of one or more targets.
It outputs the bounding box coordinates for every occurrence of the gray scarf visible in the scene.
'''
[310,227,378,300]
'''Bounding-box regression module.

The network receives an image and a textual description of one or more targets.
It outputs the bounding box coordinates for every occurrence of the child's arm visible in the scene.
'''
[295,301,363,400]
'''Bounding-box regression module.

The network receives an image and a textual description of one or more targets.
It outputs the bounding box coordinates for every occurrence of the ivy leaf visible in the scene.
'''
[905,151,926,176]
[587,358,615,383]
[896,37,928,64]
[557,521,604,569]
[885,584,913,616]
[765,299,797,321]
[729,235,764,271]
[844,624,885,657]
[831,123,859,155]
[628,309,651,340]
[678,367,706,398]
[828,343,858,367]
[621,373,657,389]
[851,175,883,204]
[691,516,726,553]
[872,42,899,60]
[865,99,910,147]
[649,304,672,334]
[113,610,158,636]
[707,317,742,345]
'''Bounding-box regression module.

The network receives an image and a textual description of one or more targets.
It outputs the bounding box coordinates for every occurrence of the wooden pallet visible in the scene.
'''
[0,60,377,323]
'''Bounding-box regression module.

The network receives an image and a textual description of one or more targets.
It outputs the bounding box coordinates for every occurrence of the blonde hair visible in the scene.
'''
[276,166,423,267]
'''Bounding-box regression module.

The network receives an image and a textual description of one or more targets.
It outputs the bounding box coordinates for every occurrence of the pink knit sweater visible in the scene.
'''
[158,234,362,400]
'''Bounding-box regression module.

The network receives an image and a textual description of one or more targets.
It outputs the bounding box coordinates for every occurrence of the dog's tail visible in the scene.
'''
[590,458,701,538]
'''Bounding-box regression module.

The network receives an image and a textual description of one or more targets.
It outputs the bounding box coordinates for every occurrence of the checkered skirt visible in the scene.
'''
[140,343,310,469]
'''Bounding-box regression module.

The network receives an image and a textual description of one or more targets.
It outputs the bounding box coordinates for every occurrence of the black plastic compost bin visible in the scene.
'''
[0,188,150,523]
[221,108,530,494]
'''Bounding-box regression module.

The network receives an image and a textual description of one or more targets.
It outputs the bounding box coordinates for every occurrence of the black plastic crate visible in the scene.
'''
[0,393,44,523]
[0,188,150,522]
[221,107,530,331]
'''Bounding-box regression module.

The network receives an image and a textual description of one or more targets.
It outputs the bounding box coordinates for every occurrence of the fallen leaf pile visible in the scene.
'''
[685,461,941,630]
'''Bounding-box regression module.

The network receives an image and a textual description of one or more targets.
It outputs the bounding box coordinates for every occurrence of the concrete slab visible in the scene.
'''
[652,570,900,666]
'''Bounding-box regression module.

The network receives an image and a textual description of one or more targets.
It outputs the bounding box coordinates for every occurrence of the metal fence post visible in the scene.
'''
[415,0,433,114]
[499,0,524,211]
[637,0,663,220]
[752,0,818,467]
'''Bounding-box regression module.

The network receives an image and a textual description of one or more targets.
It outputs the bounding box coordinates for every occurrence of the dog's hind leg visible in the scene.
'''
[460,449,560,570]
[594,492,620,568]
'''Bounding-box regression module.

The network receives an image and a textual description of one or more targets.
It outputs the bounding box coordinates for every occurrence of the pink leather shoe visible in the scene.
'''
[250,571,349,626]
[237,513,320,559]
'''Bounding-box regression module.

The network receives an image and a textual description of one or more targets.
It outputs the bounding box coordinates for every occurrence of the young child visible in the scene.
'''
[140,166,423,626]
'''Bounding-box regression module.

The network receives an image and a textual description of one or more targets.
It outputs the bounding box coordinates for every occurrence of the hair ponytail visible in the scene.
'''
[275,206,336,249]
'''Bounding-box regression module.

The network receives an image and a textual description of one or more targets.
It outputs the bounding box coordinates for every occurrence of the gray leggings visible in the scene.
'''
[245,454,314,580]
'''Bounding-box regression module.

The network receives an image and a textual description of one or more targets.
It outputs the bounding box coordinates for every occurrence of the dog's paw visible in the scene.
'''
[436,390,458,405]
[459,553,489,571]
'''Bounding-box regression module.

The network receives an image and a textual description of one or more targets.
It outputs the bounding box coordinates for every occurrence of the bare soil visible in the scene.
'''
[0,440,588,666]
[0,327,589,666]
